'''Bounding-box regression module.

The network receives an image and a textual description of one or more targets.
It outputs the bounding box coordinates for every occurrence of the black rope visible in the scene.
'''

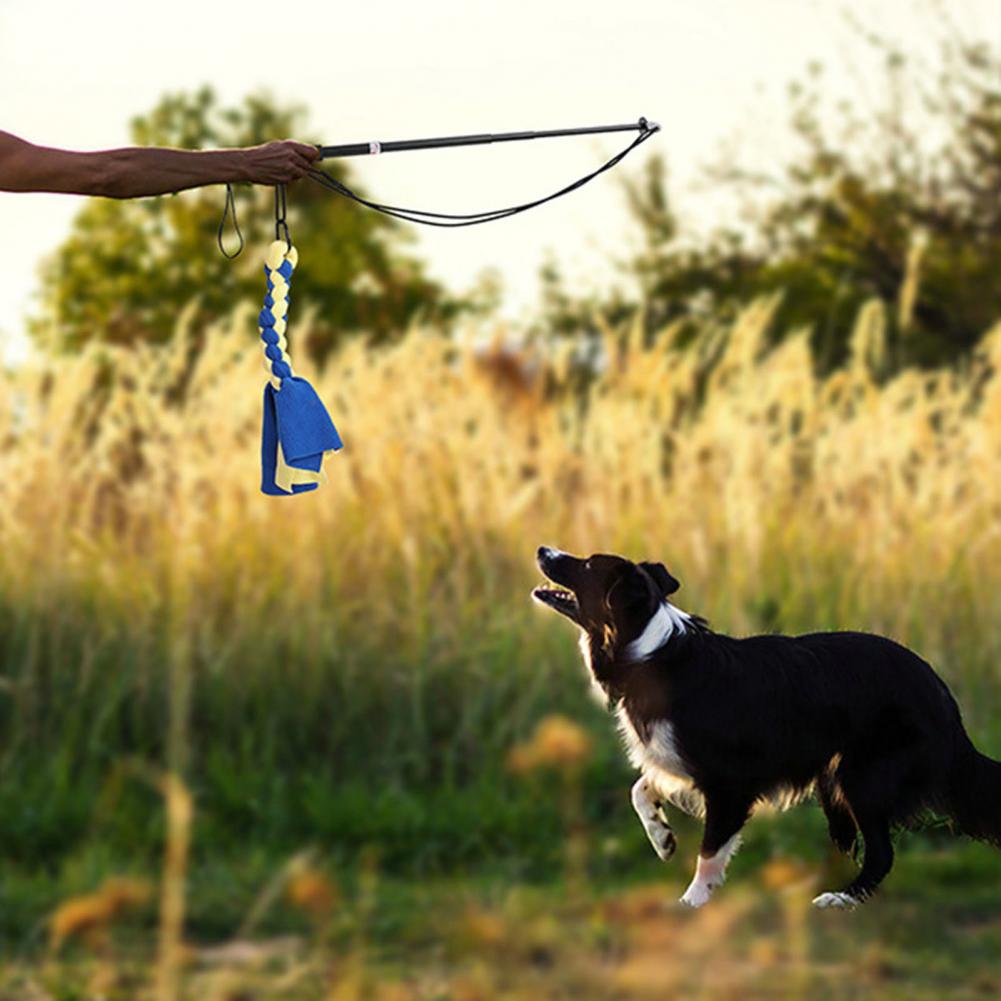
[303,123,658,228]
[217,182,244,258]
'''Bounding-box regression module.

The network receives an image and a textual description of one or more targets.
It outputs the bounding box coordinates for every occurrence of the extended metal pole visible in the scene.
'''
[317,117,658,160]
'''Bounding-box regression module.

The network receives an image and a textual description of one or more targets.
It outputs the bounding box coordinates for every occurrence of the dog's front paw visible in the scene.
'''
[649,824,677,861]
[679,881,714,908]
[812,891,859,910]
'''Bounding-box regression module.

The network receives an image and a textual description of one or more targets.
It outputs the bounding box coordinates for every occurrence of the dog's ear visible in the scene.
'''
[604,567,651,618]
[639,561,680,597]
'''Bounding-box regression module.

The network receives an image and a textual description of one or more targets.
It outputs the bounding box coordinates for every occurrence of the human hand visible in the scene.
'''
[240,140,320,184]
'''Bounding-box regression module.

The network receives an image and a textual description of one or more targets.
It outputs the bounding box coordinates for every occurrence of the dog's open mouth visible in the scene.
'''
[532,585,580,623]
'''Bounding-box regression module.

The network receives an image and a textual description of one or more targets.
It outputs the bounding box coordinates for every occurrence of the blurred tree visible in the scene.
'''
[539,26,1001,374]
[29,86,486,361]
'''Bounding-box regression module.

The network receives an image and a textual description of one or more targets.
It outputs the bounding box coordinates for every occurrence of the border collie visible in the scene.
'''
[532,546,1001,909]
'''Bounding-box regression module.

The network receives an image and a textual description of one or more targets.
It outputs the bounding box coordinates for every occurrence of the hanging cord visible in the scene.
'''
[303,121,658,228]
[274,183,291,249]
[217,182,244,258]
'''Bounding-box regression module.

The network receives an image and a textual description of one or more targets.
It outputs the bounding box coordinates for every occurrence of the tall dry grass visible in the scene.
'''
[2,293,1000,657]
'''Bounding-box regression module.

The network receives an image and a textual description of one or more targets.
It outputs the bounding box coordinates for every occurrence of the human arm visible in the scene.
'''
[0,130,320,197]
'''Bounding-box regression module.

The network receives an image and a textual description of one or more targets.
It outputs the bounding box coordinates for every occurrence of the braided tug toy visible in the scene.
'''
[217,118,659,495]
[257,235,342,495]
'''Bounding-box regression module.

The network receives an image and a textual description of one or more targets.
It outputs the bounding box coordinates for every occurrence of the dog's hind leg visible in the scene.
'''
[817,773,858,856]
[846,815,894,900]
[680,792,751,908]
[631,776,677,861]
[813,814,893,909]
[814,754,899,908]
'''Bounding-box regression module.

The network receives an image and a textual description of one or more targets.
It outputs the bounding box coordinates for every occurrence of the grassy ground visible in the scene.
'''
[3,824,1001,999]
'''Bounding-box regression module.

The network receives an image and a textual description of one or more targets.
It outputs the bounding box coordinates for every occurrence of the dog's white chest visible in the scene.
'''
[615,706,693,784]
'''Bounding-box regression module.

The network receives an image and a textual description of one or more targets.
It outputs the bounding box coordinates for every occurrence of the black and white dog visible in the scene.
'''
[532,546,1001,909]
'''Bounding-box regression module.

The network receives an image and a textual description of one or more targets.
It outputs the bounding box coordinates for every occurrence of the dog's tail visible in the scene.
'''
[947,737,1001,846]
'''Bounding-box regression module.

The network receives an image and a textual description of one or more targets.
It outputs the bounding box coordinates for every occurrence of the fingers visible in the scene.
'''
[287,140,321,163]
[285,141,319,183]
[242,140,321,186]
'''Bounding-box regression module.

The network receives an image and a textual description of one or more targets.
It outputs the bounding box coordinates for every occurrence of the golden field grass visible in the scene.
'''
[4,291,1001,688]
[2,291,1001,997]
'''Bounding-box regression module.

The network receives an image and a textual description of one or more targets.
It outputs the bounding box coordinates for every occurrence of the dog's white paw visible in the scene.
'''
[679,881,714,908]
[648,824,677,861]
[812,891,859,910]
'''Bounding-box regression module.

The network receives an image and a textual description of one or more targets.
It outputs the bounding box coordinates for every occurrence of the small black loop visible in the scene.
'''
[217,183,244,259]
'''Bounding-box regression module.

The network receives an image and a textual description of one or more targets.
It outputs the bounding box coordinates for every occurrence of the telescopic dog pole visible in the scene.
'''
[316,118,658,159]
[215,116,660,494]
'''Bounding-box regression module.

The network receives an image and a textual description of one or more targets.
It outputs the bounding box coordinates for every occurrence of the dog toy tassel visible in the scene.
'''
[257,203,343,494]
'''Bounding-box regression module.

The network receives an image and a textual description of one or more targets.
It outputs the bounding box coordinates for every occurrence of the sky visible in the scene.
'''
[1,0,998,365]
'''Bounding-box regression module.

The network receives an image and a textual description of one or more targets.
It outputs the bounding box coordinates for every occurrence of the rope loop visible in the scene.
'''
[216,182,244,259]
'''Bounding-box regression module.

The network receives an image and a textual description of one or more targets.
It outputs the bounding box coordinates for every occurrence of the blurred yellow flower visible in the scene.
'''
[507,715,592,774]
[760,857,812,892]
[287,867,338,922]
[49,876,151,952]
[459,906,508,950]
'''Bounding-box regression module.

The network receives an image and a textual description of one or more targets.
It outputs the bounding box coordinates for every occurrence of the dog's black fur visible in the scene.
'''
[533,546,1001,903]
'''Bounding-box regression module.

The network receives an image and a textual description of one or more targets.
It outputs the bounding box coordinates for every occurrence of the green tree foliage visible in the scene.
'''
[540,29,1001,374]
[29,87,482,360]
